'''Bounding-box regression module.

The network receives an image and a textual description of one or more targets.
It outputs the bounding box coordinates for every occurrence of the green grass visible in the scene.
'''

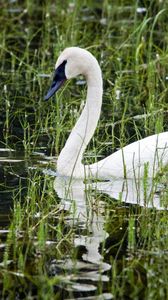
[0,0,168,299]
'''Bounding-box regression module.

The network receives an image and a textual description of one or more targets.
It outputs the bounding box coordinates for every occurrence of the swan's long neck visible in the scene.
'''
[57,59,103,177]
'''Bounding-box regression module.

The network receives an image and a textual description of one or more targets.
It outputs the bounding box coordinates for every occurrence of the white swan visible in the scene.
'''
[45,47,168,179]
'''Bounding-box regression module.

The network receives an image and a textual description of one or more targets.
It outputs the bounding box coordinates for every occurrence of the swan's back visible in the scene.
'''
[89,132,168,179]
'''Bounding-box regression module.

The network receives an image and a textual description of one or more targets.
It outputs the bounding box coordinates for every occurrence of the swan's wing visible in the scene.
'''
[89,132,168,179]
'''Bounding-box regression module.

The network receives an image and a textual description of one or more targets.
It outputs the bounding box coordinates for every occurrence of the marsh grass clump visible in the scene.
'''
[1,171,76,299]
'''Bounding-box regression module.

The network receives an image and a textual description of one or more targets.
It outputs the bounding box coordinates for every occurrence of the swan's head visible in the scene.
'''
[44,47,98,101]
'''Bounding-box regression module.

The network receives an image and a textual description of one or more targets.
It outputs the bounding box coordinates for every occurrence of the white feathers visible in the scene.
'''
[55,47,168,179]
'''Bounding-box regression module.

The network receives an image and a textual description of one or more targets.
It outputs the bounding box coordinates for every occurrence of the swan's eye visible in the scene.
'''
[44,60,67,101]
[54,60,67,81]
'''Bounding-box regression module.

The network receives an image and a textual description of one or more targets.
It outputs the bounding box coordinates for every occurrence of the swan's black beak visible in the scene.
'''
[44,60,67,101]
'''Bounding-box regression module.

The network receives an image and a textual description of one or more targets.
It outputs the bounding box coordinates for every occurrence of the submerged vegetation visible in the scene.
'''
[0,0,168,299]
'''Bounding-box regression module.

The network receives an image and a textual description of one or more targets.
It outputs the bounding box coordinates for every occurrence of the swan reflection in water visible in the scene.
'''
[54,174,167,273]
[54,175,110,271]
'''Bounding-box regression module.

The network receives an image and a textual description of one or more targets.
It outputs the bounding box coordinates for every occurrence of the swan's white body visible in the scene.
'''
[47,47,168,179]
